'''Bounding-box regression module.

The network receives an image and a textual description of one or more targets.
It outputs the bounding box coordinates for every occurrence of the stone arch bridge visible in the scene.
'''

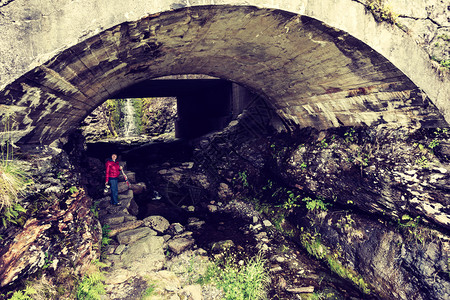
[0,0,449,145]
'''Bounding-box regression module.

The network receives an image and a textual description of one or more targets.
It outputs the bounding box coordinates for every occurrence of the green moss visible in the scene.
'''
[300,230,371,294]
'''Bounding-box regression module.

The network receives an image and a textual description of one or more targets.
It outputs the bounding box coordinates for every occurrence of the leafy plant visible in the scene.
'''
[67,186,79,195]
[276,190,301,210]
[76,271,105,300]
[42,252,54,269]
[9,286,37,300]
[101,225,112,248]
[1,202,26,227]
[302,196,330,212]
[344,128,356,143]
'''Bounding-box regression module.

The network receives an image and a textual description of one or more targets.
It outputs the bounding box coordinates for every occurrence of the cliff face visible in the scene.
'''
[0,145,101,294]
[191,118,450,299]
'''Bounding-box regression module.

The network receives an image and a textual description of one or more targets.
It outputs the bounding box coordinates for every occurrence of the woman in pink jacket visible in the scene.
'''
[105,153,124,206]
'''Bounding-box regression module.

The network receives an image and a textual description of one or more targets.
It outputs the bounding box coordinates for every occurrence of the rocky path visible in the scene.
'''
[92,163,371,300]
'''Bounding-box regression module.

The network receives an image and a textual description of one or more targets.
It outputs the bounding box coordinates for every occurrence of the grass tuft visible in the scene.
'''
[199,252,270,300]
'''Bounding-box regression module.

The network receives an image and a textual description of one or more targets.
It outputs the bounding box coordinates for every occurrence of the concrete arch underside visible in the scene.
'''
[0,1,448,144]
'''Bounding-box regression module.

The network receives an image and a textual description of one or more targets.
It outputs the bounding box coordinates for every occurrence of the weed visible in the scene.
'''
[415,156,429,169]
[100,225,112,260]
[234,171,249,188]
[0,158,31,227]
[300,162,307,170]
[101,225,112,248]
[428,139,440,149]
[366,0,398,24]
[344,128,356,143]
[319,139,328,149]
[141,283,156,299]
[203,252,270,300]
[90,201,100,218]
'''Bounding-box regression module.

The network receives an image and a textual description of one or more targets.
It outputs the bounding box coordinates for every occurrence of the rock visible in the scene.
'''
[146,270,181,295]
[263,220,273,227]
[187,220,205,230]
[168,237,195,254]
[286,286,314,293]
[116,227,156,245]
[210,240,235,253]
[180,285,203,300]
[109,220,144,237]
[130,182,147,194]
[104,268,132,284]
[128,198,140,216]
[101,214,126,226]
[167,223,185,235]
[217,182,233,200]
[207,205,218,212]
[124,171,136,183]
[114,244,126,255]
[143,215,170,233]
[120,235,166,274]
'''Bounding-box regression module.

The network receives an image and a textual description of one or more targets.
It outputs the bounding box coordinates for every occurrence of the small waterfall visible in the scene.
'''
[123,98,137,137]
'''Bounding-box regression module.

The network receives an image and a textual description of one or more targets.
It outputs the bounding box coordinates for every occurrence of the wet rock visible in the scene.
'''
[130,182,147,194]
[167,223,185,235]
[116,227,157,245]
[143,215,170,233]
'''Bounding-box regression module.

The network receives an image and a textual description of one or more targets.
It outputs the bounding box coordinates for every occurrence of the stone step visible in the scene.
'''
[101,212,130,226]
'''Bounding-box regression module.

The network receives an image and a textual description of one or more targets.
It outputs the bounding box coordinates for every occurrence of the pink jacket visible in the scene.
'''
[105,159,120,183]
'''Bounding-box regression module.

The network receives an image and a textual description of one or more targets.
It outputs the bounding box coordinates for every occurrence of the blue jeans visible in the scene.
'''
[109,177,119,205]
